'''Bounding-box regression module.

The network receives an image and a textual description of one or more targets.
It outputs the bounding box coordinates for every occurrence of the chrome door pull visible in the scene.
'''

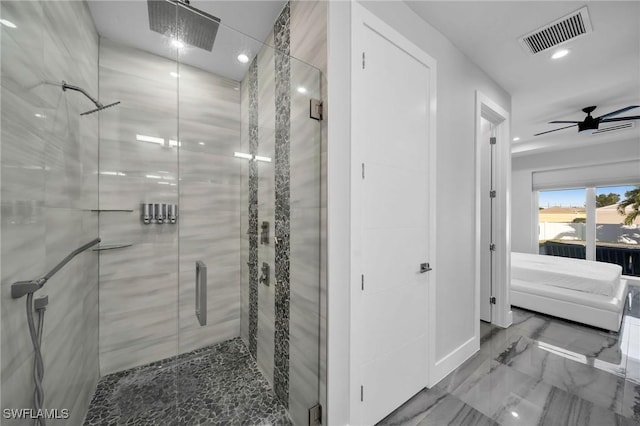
[420,263,432,273]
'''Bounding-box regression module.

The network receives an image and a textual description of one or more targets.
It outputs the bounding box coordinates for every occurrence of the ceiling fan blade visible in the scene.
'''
[549,120,581,124]
[600,116,640,123]
[534,124,577,136]
[597,105,640,120]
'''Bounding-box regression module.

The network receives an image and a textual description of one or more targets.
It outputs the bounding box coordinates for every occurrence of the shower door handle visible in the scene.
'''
[196,261,207,326]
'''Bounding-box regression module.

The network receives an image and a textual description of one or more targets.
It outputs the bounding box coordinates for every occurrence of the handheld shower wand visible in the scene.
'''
[60,81,120,115]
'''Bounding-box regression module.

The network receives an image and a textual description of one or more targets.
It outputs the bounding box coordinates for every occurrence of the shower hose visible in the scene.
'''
[26,292,47,426]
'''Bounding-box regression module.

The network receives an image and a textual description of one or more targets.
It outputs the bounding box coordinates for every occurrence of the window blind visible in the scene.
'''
[532,160,640,191]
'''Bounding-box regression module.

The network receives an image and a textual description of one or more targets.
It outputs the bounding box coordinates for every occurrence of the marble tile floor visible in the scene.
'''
[379,286,640,426]
[84,337,291,425]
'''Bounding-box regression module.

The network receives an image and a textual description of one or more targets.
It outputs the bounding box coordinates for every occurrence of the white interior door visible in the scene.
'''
[480,118,493,322]
[356,19,431,426]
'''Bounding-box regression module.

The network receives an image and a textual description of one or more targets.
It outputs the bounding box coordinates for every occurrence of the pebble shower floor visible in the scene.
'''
[83,338,291,425]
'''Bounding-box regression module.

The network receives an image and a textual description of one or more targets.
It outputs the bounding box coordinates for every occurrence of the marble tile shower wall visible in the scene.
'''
[240,2,323,424]
[0,1,100,424]
[97,38,241,375]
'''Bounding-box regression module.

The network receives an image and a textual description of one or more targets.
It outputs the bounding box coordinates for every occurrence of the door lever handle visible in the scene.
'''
[420,263,432,273]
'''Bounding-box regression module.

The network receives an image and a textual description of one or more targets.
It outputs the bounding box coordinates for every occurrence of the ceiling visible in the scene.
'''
[405,1,640,156]
[87,0,287,81]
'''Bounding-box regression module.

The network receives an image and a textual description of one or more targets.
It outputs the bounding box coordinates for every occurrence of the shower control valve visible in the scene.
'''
[259,262,270,286]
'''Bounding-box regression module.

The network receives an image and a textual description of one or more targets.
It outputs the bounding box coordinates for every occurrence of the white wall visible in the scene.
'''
[326,2,511,424]
[512,137,640,253]
[326,2,351,425]
[359,0,510,365]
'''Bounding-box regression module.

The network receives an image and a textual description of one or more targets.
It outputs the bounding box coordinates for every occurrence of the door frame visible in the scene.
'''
[474,91,512,331]
[350,3,438,423]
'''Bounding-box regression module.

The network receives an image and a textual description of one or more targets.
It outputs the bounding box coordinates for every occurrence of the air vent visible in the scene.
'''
[592,122,635,135]
[519,7,592,55]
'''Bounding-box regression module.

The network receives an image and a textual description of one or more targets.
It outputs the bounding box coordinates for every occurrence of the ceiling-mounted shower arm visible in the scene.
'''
[59,80,120,115]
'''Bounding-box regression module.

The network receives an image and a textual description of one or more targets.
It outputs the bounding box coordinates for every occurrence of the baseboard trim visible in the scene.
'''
[430,335,478,386]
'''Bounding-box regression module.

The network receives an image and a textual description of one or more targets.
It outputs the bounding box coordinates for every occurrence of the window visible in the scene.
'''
[538,188,586,259]
[537,184,640,276]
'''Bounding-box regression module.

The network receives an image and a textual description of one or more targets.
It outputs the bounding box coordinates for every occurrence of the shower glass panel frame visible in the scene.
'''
[96,2,322,425]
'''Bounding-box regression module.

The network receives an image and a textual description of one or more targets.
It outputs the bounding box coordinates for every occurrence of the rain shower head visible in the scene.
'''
[61,81,120,116]
[80,101,121,116]
[147,0,221,52]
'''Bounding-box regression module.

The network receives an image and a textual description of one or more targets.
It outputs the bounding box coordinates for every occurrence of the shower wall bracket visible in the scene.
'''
[309,99,323,121]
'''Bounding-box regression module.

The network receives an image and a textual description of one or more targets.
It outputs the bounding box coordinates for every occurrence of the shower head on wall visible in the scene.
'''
[147,0,220,52]
[80,102,121,116]
[61,81,121,116]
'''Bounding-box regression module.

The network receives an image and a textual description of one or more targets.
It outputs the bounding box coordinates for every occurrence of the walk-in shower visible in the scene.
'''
[1,0,324,424]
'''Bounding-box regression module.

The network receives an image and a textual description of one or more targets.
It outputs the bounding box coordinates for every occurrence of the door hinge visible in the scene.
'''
[489,190,496,198]
[309,99,323,121]
[361,274,364,291]
[360,385,364,402]
[362,52,365,69]
[309,404,322,426]
[490,296,496,305]
[362,163,365,179]
[489,244,496,252]
[490,137,497,145]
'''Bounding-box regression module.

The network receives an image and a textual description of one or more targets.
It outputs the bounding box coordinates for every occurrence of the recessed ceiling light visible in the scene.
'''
[551,49,569,60]
[171,39,185,49]
[170,72,179,78]
[297,87,307,94]
[511,412,519,418]
[512,137,520,141]
[198,142,205,146]
[34,113,46,119]
[0,19,17,28]
[237,53,249,64]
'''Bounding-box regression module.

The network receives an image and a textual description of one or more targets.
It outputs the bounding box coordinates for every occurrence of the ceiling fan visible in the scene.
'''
[534,105,640,136]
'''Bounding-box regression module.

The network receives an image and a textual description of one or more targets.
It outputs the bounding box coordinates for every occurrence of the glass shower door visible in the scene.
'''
[89,1,181,423]
[176,14,323,425]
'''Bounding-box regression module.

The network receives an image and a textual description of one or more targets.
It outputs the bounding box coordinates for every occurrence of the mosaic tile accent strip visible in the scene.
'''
[273,0,292,409]
[248,57,259,359]
[84,338,291,426]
